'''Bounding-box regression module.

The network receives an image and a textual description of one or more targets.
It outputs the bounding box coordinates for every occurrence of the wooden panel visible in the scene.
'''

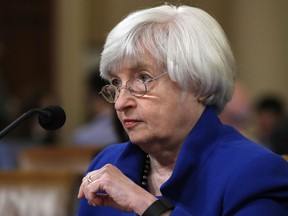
[0,170,80,216]
[0,0,54,105]
[19,145,103,173]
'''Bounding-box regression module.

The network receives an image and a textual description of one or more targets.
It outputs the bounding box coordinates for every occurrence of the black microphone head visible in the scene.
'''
[38,105,66,130]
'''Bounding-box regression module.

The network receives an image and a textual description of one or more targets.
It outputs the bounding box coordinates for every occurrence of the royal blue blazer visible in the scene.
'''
[77,107,288,215]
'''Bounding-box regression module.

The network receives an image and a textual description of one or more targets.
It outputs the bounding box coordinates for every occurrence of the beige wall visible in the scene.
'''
[229,0,288,104]
[54,0,288,142]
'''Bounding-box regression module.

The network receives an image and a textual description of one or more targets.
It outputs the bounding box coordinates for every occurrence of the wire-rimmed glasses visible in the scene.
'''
[100,72,167,103]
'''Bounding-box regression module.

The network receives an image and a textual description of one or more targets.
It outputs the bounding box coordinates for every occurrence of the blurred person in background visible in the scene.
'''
[77,4,288,215]
[253,95,285,150]
[0,90,60,169]
[270,116,288,155]
[219,81,255,140]
[71,70,124,146]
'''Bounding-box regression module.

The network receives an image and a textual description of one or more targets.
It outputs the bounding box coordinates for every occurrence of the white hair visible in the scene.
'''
[100,4,236,113]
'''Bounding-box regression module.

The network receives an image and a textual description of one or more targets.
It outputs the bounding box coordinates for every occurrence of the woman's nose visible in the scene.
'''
[114,88,136,111]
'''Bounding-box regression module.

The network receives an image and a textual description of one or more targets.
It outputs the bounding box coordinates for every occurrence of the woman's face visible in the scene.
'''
[110,53,205,152]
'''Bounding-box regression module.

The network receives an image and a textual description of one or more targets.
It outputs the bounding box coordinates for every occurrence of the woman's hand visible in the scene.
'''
[78,164,157,214]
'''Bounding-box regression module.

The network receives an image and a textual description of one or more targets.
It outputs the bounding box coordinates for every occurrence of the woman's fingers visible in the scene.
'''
[78,164,147,212]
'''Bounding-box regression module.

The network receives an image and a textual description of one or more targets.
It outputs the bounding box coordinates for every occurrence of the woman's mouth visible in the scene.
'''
[123,119,140,129]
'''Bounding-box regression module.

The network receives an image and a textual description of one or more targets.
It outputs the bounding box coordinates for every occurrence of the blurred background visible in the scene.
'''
[0,0,287,143]
[0,0,288,215]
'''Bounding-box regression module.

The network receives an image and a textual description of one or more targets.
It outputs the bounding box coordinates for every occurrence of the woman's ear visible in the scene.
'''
[197,95,211,103]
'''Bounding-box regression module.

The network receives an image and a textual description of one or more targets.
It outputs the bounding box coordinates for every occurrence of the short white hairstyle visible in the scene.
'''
[100,4,236,113]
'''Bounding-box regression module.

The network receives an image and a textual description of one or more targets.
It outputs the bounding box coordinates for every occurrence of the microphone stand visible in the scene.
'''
[0,109,41,139]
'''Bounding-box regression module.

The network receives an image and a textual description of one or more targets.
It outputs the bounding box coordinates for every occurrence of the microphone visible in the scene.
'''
[0,105,66,139]
[38,105,66,130]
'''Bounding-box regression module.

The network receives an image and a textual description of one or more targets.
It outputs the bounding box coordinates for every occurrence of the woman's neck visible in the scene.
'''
[147,154,176,196]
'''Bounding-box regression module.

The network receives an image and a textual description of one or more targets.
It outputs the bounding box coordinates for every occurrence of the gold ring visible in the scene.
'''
[87,175,93,184]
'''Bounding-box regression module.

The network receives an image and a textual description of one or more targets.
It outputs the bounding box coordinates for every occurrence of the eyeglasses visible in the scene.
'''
[100,72,167,103]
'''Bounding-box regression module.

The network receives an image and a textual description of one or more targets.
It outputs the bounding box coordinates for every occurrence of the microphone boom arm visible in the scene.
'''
[0,109,41,139]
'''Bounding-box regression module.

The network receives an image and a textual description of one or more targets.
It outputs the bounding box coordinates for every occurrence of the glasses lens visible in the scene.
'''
[127,79,147,97]
[100,85,117,103]
[100,79,148,103]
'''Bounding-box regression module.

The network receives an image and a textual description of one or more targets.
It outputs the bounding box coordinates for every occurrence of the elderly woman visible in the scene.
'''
[77,4,288,216]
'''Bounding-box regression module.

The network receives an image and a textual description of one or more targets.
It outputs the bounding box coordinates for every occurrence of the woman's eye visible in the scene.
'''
[111,79,121,87]
[138,73,152,83]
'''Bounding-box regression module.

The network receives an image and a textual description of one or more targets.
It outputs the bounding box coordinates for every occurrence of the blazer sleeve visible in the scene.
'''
[223,153,288,215]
